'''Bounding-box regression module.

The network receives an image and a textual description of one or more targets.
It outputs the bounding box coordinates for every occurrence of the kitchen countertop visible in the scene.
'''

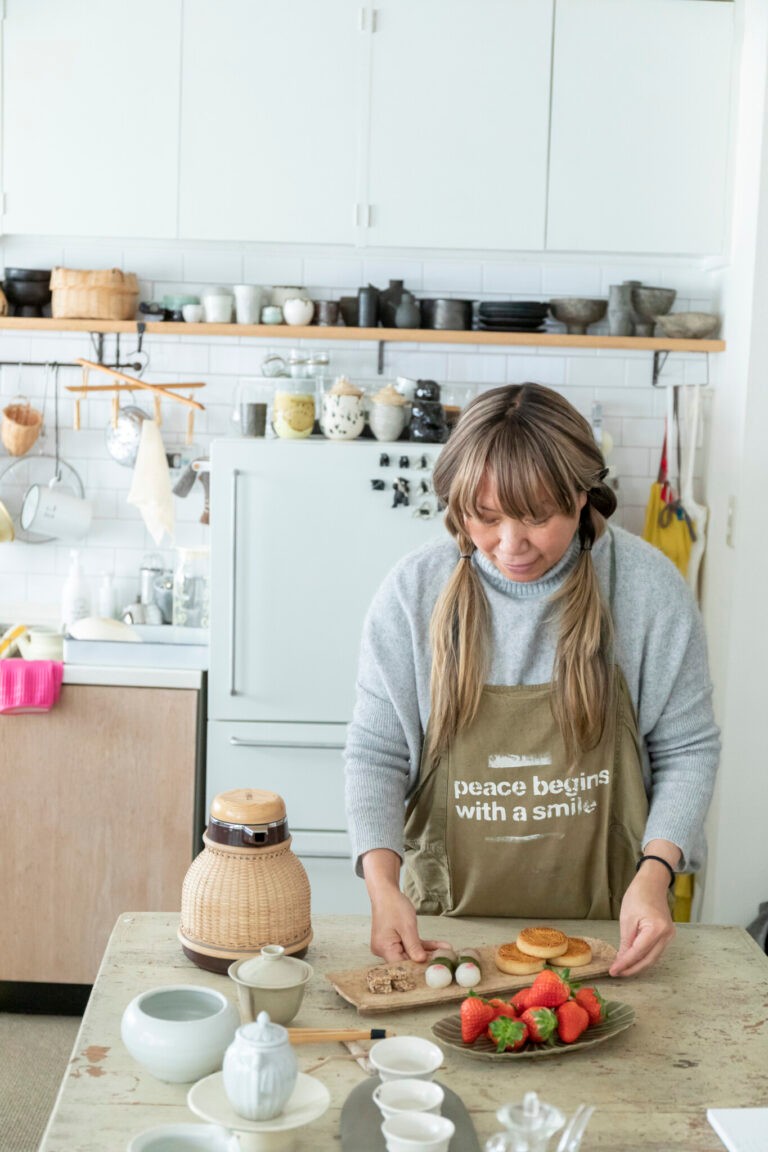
[62,665,205,689]
[39,913,768,1151]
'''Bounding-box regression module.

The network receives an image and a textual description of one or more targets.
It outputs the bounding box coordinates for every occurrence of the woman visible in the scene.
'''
[344,383,719,977]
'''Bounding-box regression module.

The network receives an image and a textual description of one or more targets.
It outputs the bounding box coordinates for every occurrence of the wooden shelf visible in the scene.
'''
[0,316,725,353]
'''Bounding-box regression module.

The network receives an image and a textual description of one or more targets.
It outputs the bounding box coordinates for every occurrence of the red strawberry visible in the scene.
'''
[487,1015,528,1052]
[460,992,496,1044]
[511,987,534,1013]
[528,968,571,1008]
[520,1006,557,1043]
[487,997,518,1020]
[556,1000,590,1044]
[574,985,605,1026]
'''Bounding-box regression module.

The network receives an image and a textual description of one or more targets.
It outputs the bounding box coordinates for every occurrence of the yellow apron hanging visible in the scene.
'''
[643,385,695,577]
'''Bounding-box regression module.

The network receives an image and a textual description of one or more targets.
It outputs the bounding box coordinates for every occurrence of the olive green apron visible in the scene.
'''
[403,537,649,920]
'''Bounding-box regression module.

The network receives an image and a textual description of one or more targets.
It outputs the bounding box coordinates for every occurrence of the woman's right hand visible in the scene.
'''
[362,848,449,963]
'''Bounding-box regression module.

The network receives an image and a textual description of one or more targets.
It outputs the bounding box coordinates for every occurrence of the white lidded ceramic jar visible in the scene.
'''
[222,1011,298,1121]
[320,375,365,440]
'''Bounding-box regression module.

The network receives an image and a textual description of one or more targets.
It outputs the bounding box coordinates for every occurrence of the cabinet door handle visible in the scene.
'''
[228,469,240,696]
[229,737,346,750]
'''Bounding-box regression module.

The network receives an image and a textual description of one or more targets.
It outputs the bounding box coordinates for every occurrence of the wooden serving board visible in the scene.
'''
[326,935,616,1016]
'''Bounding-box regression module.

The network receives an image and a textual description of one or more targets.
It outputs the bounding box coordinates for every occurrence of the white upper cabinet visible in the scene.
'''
[364,0,553,250]
[547,0,734,255]
[1,1,181,238]
[178,0,363,244]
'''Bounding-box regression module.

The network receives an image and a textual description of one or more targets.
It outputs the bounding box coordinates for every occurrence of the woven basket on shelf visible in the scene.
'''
[179,789,312,973]
[1,399,43,456]
[50,266,139,321]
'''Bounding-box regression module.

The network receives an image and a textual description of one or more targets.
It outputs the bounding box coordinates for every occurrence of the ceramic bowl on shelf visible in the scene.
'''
[549,297,607,335]
[121,985,239,1083]
[630,285,677,335]
[282,298,314,326]
[654,311,720,339]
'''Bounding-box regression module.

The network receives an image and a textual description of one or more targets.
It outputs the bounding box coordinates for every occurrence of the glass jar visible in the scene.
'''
[272,380,316,440]
[173,546,210,628]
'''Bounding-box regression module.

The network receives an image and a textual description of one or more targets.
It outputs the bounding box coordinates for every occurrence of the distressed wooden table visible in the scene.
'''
[40,913,768,1151]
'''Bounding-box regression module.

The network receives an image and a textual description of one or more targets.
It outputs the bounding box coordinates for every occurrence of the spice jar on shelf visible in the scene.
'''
[272,379,316,440]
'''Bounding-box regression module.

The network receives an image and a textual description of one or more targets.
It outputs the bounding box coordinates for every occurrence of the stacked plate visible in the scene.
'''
[475,300,550,333]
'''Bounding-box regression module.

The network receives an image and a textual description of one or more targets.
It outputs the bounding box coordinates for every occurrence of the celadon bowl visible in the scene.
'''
[121,985,239,1083]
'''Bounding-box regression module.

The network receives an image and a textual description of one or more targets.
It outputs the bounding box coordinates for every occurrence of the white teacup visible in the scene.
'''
[369,1037,443,1082]
[381,1111,455,1152]
[373,1078,444,1120]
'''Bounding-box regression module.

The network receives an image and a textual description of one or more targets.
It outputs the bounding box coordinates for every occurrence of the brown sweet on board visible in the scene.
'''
[516,926,570,959]
[493,942,546,976]
[365,965,416,994]
[554,936,593,967]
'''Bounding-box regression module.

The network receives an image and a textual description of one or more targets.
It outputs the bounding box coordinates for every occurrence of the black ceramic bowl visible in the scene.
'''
[3,279,52,307]
[3,267,52,282]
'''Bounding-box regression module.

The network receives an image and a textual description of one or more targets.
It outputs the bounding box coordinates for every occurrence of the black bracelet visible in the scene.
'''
[636,855,676,889]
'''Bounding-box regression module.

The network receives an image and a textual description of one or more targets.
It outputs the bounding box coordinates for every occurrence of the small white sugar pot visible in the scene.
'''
[222,1011,298,1122]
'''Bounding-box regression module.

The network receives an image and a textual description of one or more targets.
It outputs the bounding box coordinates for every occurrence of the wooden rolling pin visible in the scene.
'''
[286,1027,390,1046]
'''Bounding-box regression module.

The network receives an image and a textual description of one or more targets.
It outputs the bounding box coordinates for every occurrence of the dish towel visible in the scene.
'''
[127,418,175,544]
[0,660,64,714]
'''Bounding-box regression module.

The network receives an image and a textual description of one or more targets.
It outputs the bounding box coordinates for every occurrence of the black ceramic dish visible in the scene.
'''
[3,267,52,281]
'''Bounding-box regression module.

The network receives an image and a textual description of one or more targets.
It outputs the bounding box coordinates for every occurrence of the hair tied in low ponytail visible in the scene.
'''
[578,505,596,552]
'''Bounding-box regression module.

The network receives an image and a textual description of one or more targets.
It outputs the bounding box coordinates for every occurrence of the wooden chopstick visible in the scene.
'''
[286,1027,390,1046]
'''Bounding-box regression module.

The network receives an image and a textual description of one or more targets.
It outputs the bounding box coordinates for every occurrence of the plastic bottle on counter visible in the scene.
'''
[97,572,116,620]
[61,550,91,634]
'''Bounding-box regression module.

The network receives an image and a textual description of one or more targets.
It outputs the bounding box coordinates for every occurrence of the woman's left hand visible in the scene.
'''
[609,864,676,977]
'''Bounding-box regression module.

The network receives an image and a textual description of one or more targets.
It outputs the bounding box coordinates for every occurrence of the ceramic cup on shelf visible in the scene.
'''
[203,293,234,323]
[233,285,263,325]
[260,305,283,325]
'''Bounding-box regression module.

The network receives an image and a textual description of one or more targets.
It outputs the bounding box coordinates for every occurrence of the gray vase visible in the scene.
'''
[394,291,421,329]
[608,284,633,336]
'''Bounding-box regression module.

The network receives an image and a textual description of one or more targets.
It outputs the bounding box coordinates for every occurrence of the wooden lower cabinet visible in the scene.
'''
[1,683,201,985]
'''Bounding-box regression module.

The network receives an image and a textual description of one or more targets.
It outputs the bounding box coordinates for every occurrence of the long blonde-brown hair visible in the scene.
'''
[427,383,617,768]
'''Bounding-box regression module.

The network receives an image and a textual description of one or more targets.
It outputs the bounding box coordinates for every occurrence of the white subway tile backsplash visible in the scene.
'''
[542,264,602,297]
[362,260,424,290]
[182,250,245,285]
[241,255,304,288]
[481,262,544,295]
[566,357,626,388]
[421,261,483,295]
[303,257,364,291]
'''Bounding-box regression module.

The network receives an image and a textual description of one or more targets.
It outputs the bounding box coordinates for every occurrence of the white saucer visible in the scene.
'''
[188,1072,330,1136]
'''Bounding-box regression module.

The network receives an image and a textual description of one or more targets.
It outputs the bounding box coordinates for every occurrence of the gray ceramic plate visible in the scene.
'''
[431,1000,635,1060]
[340,1078,481,1151]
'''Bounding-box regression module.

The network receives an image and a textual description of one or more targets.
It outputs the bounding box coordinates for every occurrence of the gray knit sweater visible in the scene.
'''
[344,526,720,877]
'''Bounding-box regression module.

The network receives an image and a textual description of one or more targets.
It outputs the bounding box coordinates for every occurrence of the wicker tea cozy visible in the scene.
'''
[179,788,312,973]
